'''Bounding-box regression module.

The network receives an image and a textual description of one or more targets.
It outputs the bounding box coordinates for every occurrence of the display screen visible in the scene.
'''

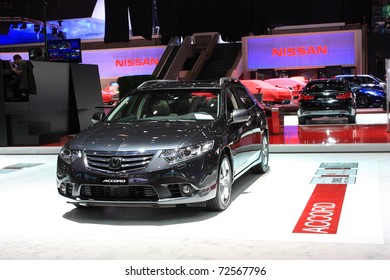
[81,46,166,78]
[244,31,357,70]
[46,38,82,63]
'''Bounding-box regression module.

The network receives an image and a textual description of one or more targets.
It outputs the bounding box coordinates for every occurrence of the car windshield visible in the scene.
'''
[106,88,220,123]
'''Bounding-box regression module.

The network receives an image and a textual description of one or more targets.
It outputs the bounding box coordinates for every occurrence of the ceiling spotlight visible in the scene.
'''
[20,23,27,30]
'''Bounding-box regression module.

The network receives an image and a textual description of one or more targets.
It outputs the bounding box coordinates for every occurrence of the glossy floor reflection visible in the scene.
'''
[270,112,390,145]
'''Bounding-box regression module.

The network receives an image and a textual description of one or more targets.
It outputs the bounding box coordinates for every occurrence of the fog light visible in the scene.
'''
[59,182,67,194]
[180,184,194,196]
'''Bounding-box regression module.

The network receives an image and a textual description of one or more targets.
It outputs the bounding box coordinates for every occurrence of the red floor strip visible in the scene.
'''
[293,184,347,234]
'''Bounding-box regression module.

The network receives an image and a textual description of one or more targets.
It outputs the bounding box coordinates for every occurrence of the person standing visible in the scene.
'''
[8,54,36,101]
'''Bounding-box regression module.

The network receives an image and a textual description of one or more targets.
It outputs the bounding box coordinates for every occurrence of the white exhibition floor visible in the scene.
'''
[0,152,389,260]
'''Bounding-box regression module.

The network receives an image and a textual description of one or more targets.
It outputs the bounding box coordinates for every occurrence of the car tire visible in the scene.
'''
[298,116,306,125]
[384,102,388,112]
[348,115,356,124]
[206,155,232,211]
[251,134,270,174]
[356,95,370,108]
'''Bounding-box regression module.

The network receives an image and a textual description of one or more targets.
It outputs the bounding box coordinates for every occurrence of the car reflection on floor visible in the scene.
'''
[269,113,390,145]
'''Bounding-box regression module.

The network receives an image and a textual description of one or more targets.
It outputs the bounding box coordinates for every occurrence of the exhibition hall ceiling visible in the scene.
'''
[0,0,378,45]
[1,0,97,21]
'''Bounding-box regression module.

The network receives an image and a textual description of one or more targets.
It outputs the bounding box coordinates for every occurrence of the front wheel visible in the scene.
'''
[251,134,270,174]
[206,155,232,211]
[383,102,388,112]
[348,115,356,124]
[356,95,370,108]
[298,116,306,125]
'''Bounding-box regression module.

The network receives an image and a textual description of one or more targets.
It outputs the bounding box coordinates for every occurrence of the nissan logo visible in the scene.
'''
[108,157,122,170]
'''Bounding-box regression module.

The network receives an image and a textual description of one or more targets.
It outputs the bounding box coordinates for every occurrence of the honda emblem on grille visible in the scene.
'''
[108,157,122,170]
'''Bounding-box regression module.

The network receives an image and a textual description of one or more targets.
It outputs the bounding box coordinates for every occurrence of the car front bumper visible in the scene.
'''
[56,153,219,208]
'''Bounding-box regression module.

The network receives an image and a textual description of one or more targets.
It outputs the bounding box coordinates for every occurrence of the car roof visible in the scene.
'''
[137,77,243,90]
[335,74,385,83]
[337,74,371,76]
[336,74,377,79]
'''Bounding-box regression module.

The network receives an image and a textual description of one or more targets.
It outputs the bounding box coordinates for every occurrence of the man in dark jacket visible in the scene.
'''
[8,54,37,101]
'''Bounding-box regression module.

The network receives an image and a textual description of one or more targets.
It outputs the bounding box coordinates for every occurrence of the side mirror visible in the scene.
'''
[231,109,250,124]
[91,112,105,123]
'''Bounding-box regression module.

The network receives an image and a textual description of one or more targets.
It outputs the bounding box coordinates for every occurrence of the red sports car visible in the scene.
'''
[264,78,307,99]
[241,79,292,104]
[101,82,120,104]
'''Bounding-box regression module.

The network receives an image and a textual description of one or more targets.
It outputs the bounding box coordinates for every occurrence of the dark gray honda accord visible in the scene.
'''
[57,78,269,211]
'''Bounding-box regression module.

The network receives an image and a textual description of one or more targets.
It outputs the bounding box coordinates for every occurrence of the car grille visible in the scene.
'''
[167,184,182,198]
[80,185,158,201]
[84,151,156,172]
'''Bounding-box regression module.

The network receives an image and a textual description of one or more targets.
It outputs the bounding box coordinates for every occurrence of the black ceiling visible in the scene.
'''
[1,0,374,43]
[154,0,373,41]
[0,0,97,20]
[107,0,374,43]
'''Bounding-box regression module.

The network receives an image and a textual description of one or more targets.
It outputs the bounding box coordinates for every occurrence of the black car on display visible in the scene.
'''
[57,78,270,211]
[297,78,357,125]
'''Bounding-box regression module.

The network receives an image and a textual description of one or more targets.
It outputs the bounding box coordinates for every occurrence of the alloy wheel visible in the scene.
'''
[219,157,232,205]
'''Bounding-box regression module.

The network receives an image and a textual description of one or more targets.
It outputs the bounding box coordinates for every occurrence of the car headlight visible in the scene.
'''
[160,140,214,164]
[59,144,82,164]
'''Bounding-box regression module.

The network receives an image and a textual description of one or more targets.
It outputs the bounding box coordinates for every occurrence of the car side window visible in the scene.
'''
[226,89,240,119]
[230,86,255,110]
[361,77,372,84]
[348,77,360,87]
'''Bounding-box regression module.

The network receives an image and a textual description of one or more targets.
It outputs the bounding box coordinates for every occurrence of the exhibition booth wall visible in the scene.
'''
[0,61,103,146]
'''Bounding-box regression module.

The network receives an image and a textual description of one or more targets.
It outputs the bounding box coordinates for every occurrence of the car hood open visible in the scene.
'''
[68,121,213,152]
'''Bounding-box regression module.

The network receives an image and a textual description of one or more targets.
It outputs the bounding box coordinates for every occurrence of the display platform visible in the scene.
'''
[0,152,388,260]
